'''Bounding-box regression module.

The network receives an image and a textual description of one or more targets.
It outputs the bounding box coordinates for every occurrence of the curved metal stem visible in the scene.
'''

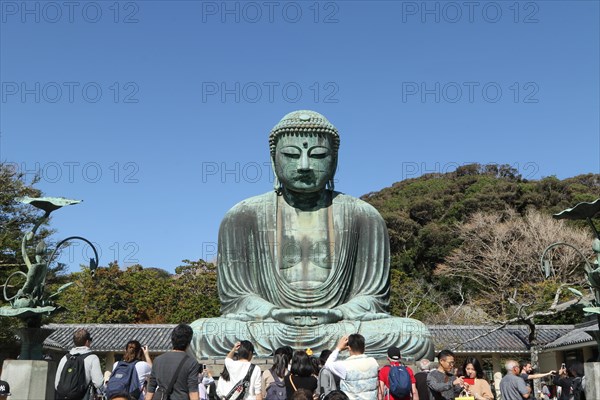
[540,242,594,278]
[46,236,99,270]
[3,271,27,301]
[586,217,600,239]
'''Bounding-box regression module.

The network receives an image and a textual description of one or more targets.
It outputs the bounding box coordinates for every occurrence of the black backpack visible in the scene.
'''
[55,353,94,400]
[206,380,219,400]
[571,376,586,400]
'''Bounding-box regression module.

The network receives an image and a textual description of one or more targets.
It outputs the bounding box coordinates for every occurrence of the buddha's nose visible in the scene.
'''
[298,152,311,171]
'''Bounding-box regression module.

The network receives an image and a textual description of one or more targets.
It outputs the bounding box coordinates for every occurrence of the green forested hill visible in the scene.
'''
[362,164,600,324]
[362,163,600,275]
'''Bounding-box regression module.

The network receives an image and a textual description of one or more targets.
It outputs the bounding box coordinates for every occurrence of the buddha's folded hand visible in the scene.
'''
[223,313,256,321]
[270,308,343,326]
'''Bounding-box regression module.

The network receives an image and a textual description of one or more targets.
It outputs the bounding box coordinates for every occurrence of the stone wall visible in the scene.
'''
[584,362,599,400]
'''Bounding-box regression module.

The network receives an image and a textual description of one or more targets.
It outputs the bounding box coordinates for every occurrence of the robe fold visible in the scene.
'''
[190,191,434,359]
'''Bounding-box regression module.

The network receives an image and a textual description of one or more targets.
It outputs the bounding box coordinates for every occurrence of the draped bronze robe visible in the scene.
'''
[190,191,433,359]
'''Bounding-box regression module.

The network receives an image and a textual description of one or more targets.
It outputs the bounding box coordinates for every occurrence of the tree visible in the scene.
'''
[389,270,439,320]
[54,263,174,323]
[435,208,594,394]
[435,209,593,320]
[169,259,219,323]
[0,163,51,356]
[362,165,600,277]
[0,163,48,272]
[389,269,490,324]
[53,259,220,324]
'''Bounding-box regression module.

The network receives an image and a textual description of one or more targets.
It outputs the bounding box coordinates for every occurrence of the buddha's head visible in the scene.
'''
[269,110,340,194]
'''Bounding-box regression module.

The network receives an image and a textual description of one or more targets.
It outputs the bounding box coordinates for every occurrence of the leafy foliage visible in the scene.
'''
[363,164,600,323]
[53,260,219,324]
[363,165,599,272]
[0,164,48,273]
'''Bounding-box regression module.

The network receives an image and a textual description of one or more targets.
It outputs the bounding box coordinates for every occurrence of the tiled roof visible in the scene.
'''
[542,320,598,349]
[44,323,177,352]
[43,323,583,354]
[428,325,574,353]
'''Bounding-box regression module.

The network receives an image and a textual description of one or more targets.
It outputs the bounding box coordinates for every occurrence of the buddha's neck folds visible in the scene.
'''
[279,187,331,211]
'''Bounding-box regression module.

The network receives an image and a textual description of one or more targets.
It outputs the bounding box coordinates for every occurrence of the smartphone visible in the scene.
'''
[203,364,207,371]
[561,363,566,369]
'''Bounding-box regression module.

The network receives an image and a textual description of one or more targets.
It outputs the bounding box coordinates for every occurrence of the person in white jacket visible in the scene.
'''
[55,328,104,395]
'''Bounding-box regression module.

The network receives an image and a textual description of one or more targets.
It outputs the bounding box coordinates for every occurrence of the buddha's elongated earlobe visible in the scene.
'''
[274,176,283,194]
[271,158,282,194]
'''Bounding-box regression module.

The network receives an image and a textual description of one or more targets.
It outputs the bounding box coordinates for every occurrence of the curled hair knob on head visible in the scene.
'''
[269,110,340,158]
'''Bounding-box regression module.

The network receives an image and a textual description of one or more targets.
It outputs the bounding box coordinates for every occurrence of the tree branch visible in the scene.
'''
[450,284,582,350]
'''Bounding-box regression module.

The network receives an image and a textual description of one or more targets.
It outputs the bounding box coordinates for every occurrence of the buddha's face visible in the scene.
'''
[274,133,336,193]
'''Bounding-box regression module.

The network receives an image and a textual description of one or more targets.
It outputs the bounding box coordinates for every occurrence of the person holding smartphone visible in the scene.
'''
[518,361,555,390]
[108,341,153,399]
[553,364,571,400]
[198,364,216,400]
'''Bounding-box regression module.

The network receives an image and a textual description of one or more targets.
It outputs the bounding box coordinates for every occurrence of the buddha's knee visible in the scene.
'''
[361,317,429,335]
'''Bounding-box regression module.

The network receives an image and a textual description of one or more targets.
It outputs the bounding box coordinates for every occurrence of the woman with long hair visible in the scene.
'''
[216,341,262,400]
[262,351,291,398]
[216,349,237,395]
[108,340,152,400]
[459,356,493,400]
[285,351,318,399]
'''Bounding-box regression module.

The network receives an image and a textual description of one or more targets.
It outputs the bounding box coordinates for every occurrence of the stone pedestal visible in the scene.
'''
[204,356,420,378]
[584,362,599,400]
[0,359,56,400]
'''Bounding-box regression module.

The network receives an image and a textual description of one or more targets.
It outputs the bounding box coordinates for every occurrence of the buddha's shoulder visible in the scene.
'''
[222,191,382,218]
[223,192,274,215]
[332,192,382,215]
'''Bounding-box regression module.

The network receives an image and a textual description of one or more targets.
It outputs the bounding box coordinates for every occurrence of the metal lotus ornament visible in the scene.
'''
[540,198,600,361]
[1,197,99,319]
[552,199,600,315]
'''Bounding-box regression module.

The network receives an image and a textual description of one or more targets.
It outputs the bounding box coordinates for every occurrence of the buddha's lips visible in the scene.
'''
[293,173,316,183]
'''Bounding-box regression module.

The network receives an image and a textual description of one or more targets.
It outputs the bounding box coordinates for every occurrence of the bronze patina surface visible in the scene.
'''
[190,111,434,358]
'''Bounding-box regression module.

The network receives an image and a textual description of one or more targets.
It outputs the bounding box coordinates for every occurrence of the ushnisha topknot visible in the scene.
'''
[269,110,340,157]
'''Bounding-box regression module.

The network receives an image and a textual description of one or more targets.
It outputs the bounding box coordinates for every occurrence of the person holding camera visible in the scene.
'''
[216,341,262,400]
[107,340,153,399]
[553,363,571,400]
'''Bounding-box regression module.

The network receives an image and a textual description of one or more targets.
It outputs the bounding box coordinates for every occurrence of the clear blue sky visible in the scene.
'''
[1,1,599,273]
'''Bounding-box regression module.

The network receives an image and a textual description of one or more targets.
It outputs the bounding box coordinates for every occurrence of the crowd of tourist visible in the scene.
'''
[47,325,588,400]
